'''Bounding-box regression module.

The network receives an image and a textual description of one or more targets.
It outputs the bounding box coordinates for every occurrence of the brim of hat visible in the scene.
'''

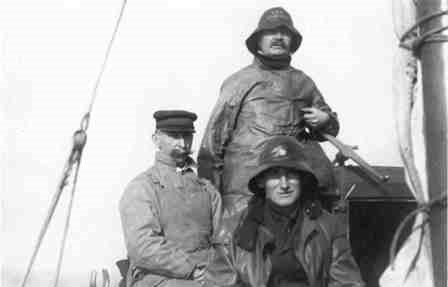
[247,159,318,193]
[157,127,195,133]
[246,25,303,55]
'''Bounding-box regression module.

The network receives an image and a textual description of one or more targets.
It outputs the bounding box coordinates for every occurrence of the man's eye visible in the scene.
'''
[287,173,300,180]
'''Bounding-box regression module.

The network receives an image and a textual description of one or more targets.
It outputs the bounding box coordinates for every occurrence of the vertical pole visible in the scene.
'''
[416,0,447,286]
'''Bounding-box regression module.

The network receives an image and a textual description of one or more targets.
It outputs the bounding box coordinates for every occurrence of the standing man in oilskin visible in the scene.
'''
[198,7,339,220]
[119,110,222,287]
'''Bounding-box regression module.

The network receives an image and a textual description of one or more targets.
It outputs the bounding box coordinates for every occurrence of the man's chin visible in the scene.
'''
[274,195,299,206]
[269,50,288,56]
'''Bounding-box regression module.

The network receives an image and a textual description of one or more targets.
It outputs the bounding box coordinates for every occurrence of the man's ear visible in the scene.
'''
[152,132,159,148]
[256,177,265,190]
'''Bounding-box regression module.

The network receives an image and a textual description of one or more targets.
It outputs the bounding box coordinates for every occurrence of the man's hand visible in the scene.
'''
[192,265,206,284]
[302,107,330,128]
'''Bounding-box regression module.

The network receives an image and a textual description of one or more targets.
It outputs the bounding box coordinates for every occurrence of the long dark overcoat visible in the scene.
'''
[205,205,365,287]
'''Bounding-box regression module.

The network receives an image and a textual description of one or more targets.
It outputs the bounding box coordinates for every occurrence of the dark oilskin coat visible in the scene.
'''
[205,206,365,287]
[198,58,339,217]
[120,153,222,287]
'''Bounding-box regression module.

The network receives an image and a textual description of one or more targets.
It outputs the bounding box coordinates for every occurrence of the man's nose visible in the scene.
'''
[272,35,281,41]
[176,137,186,147]
[280,175,289,189]
[273,31,284,39]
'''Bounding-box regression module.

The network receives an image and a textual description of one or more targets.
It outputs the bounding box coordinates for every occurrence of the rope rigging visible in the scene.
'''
[389,192,447,269]
[399,9,448,53]
[20,1,128,287]
[387,1,448,281]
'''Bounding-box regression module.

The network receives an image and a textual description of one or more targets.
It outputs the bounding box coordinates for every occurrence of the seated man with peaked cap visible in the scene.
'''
[119,110,222,287]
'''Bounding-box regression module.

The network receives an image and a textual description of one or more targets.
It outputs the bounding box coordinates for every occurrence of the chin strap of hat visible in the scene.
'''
[20,2,128,287]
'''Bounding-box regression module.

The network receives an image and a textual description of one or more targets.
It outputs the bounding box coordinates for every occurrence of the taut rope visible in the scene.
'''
[20,1,128,286]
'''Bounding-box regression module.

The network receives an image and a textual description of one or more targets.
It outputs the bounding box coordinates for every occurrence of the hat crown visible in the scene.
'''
[245,7,303,55]
[153,110,197,133]
[258,7,293,28]
[153,110,197,121]
[259,136,306,166]
[247,136,319,193]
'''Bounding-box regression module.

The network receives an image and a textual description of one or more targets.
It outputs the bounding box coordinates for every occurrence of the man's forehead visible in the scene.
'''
[259,26,292,35]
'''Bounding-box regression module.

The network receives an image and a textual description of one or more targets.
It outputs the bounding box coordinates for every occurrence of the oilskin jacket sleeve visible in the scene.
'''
[119,179,196,279]
[307,80,339,140]
[326,216,365,287]
[197,76,248,188]
[202,178,223,239]
[204,213,252,287]
[197,99,228,187]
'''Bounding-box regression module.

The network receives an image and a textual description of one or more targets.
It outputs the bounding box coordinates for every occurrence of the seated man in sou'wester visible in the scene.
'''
[206,136,364,287]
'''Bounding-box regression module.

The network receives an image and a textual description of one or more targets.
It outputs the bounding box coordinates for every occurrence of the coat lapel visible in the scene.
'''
[246,225,274,287]
[295,215,324,286]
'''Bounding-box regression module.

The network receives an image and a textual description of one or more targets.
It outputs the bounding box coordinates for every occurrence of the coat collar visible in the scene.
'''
[252,55,293,71]
[155,151,196,173]
[255,209,323,286]
[256,209,319,250]
[237,198,322,252]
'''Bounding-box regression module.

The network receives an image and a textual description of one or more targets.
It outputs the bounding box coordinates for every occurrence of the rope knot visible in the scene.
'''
[73,130,87,152]
[399,10,448,55]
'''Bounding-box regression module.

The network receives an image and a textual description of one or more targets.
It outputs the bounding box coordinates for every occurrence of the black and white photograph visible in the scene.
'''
[2,0,447,286]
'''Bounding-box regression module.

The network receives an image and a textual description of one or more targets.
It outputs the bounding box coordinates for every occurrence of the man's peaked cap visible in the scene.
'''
[153,110,197,133]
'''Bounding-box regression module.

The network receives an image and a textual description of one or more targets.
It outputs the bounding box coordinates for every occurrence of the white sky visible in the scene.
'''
[2,0,402,286]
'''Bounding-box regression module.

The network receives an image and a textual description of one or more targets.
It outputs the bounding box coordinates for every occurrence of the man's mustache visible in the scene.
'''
[170,148,193,158]
[270,40,286,48]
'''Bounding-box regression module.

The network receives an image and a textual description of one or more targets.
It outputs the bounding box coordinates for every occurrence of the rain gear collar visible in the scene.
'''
[254,53,292,70]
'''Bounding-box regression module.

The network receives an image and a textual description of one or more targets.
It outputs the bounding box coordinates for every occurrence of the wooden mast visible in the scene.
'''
[416,0,447,286]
